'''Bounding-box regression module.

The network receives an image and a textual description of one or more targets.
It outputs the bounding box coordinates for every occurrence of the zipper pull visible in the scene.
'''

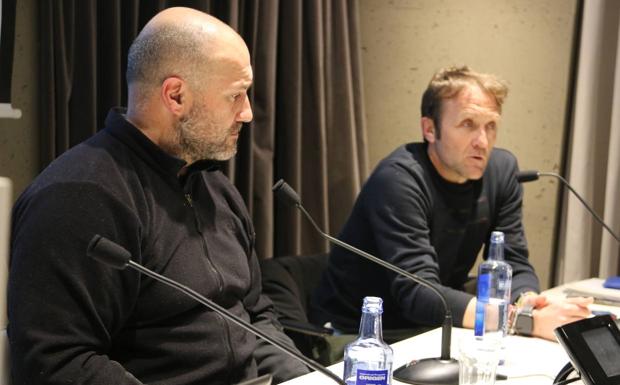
[185,194,193,207]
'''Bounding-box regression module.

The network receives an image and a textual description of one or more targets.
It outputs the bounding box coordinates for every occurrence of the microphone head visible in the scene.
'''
[516,170,540,183]
[87,234,131,270]
[272,179,301,207]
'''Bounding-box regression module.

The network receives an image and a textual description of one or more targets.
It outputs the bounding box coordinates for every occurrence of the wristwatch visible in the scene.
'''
[513,303,534,336]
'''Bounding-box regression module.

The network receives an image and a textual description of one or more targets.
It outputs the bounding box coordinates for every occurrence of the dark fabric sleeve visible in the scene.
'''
[491,152,540,301]
[9,182,144,385]
[362,163,474,327]
[246,250,311,382]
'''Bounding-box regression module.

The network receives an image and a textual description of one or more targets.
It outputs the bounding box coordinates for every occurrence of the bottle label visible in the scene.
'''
[356,369,388,385]
[475,273,491,337]
[477,273,490,302]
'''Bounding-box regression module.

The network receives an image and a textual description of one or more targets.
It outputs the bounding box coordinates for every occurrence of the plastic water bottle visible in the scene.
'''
[343,296,393,385]
[475,231,513,342]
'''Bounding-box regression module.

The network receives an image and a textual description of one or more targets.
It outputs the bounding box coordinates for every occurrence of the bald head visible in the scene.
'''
[126,7,248,95]
[124,8,253,165]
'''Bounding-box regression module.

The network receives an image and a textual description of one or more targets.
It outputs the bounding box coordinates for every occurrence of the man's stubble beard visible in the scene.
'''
[173,108,240,164]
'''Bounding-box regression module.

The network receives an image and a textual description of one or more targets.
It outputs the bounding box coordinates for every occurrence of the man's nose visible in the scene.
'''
[238,96,253,123]
[473,127,488,149]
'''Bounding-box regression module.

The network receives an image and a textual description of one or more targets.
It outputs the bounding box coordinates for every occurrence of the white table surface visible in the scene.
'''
[281,327,570,385]
[282,279,620,385]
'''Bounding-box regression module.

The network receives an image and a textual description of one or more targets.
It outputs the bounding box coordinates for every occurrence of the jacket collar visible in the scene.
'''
[103,108,224,184]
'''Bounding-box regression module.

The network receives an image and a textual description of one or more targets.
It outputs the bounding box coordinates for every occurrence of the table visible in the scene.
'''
[282,279,620,385]
[282,327,570,384]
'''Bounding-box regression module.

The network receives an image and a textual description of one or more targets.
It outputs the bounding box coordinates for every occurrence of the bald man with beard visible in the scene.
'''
[8,8,309,385]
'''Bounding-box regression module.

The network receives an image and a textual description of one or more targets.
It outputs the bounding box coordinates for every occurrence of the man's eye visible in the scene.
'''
[462,119,473,128]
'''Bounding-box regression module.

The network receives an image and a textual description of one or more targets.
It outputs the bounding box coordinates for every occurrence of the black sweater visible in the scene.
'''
[9,109,307,385]
[313,143,539,330]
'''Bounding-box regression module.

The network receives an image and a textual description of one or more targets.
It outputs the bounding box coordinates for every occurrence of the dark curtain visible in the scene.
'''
[39,0,368,259]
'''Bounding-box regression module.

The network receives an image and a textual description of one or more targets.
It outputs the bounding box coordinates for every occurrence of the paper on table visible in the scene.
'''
[562,278,620,306]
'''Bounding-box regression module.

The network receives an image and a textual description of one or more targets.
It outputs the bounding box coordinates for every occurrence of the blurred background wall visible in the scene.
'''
[0,0,38,198]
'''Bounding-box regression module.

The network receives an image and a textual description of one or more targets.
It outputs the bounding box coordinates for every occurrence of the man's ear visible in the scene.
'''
[161,77,189,117]
[421,117,437,143]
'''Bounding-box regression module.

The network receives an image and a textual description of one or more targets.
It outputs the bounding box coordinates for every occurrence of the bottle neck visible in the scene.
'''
[359,309,384,340]
[488,241,504,261]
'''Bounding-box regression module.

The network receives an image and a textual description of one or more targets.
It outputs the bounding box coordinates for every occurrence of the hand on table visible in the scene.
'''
[529,295,593,341]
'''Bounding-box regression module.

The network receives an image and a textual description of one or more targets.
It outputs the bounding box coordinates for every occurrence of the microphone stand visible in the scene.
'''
[273,180,459,385]
[518,171,620,243]
[87,235,346,385]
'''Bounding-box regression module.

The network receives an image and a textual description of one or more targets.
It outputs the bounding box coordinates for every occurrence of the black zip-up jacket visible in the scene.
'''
[313,143,540,331]
[8,108,308,385]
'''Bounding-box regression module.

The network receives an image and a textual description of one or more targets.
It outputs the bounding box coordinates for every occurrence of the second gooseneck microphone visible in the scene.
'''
[272,179,459,385]
[517,170,620,243]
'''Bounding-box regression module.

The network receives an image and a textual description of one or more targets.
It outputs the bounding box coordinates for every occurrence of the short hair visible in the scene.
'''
[126,23,210,92]
[420,66,508,138]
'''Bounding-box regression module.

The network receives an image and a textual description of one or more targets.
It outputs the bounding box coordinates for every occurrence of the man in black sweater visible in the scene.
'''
[313,66,592,341]
[8,7,308,385]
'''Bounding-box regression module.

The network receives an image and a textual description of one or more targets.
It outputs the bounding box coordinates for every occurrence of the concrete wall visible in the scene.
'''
[0,0,39,201]
[359,0,578,288]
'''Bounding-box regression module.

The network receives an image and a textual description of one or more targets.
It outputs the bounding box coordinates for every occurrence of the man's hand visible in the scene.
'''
[530,295,593,341]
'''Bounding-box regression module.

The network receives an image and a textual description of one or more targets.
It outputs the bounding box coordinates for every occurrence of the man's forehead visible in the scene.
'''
[237,63,253,79]
[207,54,253,82]
[450,86,501,117]
[226,64,254,88]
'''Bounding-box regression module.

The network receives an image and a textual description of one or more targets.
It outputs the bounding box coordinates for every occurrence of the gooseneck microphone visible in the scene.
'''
[272,179,459,385]
[517,170,620,243]
[86,234,346,385]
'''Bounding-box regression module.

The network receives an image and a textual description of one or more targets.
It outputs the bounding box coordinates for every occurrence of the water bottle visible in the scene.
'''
[475,231,512,341]
[343,296,393,385]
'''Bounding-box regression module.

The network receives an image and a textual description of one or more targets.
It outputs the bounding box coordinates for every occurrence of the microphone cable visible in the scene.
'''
[552,362,582,385]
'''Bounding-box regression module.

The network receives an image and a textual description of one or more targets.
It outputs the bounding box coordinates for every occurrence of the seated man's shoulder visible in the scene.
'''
[361,143,431,203]
[489,147,518,167]
[373,143,428,179]
[486,148,520,190]
[16,139,142,221]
